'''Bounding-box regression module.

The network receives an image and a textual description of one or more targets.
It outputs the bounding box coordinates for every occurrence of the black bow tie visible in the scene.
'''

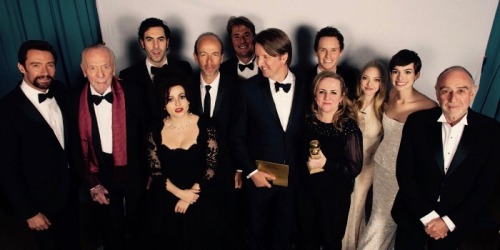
[151,65,168,75]
[238,62,254,71]
[274,82,291,93]
[92,92,113,105]
[38,92,54,103]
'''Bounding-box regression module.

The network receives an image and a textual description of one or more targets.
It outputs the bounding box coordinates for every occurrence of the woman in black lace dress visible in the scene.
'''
[297,70,363,250]
[145,76,220,249]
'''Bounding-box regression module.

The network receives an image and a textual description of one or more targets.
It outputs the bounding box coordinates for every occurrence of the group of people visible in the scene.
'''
[0,15,499,250]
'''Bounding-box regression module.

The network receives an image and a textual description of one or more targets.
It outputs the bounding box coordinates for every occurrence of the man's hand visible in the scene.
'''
[250,171,275,188]
[90,184,110,205]
[26,212,51,231]
[175,200,190,214]
[425,217,449,240]
[234,171,242,189]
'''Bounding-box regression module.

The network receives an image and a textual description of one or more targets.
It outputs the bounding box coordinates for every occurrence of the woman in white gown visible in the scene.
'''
[357,50,437,250]
[342,60,388,250]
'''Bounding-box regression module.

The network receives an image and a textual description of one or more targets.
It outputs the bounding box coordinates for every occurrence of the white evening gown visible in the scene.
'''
[357,113,404,250]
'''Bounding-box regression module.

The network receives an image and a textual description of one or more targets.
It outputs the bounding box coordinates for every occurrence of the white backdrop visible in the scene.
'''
[96,0,498,100]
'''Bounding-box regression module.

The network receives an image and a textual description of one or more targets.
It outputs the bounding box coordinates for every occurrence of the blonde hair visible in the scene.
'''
[311,71,357,131]
[353,60,388,121]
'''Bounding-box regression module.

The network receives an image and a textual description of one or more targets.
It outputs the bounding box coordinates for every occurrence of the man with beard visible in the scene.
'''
[0,40,79,249]
[120,17,192,120]
[220,16,261,80]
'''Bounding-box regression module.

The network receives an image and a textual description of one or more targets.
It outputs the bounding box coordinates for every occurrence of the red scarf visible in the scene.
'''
[79,76,128,176]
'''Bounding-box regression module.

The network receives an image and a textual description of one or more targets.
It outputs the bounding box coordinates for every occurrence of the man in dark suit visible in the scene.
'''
[220,16,260,80]
[0,40,79,249]
[391,66,500,249]
[304,27,357,99]
[231,28,307,250]
[72,44,149,250]
[119,17,192,120]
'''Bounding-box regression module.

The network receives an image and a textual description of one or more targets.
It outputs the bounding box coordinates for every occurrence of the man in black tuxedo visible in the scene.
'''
[220,16,260,80]
[0,40,79,249]
[72,44,149,249]
[304,27,357,99]
[391,66,500,249]
[119,17,192,120]
[231,28,307,250]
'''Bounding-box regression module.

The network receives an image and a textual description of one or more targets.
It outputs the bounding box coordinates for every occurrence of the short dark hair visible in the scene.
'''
[18,40,57,66]
[193,32,224,55]
[254,28,292,66]
[226,16,256,36]
[389,49,422,74]
[314,26,344,51]
[138,17,171,41]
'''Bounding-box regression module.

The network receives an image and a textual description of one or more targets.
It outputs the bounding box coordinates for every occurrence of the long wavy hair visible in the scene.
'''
[353,60,388,121]
[311,70,357,131]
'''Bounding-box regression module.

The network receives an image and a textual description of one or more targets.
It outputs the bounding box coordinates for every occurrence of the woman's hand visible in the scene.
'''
[175,200,190,213]
[307,150,327,170]
[178,188,200,204]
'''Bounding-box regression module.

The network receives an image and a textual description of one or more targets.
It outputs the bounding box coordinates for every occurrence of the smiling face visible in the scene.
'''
[193,35,223,83]
[141,26,168,67]
[390,63,419,91]
[315,77,344,116]
[81,47,115,95]
[231,24,254,61]
[436,69,476,125]
[315,36,343,72]
[255,43,288,82]
[360,66,381,98]
[165,85,189,118]
[17,50,56,92]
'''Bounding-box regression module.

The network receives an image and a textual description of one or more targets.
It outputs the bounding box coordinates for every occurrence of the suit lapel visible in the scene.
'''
[213,74,226,117]
[447,112,477,175]
[286,74,303,132]
[258,77,281,126]
[430,119,445,175]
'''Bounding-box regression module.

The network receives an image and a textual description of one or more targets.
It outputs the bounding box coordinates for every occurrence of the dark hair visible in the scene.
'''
[18,40,57,66]
[389,49,422,74]
[138,17,171,41]
[254,28,292,66]
[311,70,357,130]
[154,70,192,117]
[313,26,344,51]
[193,32,224,55]
[226,16,256,36]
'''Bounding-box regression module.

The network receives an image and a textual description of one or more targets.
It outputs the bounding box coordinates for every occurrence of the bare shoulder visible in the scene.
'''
[413,90,438,110]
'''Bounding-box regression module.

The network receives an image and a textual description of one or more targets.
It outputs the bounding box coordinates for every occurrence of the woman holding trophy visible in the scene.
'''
[297,70,363,250]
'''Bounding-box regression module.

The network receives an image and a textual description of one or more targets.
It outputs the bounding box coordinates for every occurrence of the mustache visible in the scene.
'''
[35,75,54,81]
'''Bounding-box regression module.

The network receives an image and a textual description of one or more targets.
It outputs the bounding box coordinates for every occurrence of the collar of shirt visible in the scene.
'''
[146,57,168,79]
[437,113,468,126]
[268,69,295,93]
[238,55,256,66]
[90,85,112,97]
[237,56,258,79]
[20,80,52,105]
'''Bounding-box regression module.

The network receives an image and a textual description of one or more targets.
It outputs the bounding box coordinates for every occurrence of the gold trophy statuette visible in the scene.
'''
[309,140,324,174]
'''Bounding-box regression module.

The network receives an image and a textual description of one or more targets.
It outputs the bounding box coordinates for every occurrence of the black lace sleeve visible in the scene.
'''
[204,125,218,181]
[146,132,163,179]
[342,120,363,178]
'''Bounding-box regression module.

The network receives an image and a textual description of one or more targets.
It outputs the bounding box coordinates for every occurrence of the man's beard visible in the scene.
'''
[33,75,54,90]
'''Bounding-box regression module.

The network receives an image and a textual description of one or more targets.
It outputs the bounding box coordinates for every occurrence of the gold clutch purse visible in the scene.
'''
[255,160,289,187]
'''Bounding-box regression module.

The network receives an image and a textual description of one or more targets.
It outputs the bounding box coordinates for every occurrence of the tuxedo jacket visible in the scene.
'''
[69,79,150,191]
[392,107,500,244]
[119,57,192,120]
[230,72,307,189]
[189,72,239,189]
[303,64,358,100]
[220,57,261,80]
[0,81,75,220]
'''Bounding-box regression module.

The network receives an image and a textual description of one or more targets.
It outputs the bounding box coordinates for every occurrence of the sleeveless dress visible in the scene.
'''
[357,113,404,250]
[146,119,221,250]
[342,102,382,249]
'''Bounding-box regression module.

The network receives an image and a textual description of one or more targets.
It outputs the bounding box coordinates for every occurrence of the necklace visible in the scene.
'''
[165,113,194,130]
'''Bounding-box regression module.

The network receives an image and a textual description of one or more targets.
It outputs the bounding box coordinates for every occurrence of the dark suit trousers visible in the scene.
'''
[395,221,466,250]
[245,183,294,250]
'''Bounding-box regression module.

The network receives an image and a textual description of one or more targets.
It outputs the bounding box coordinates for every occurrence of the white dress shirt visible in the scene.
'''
[90,86,113,154]
[269,69,295,131]
[20,81,64,149]
[238,57,258,79]
[146,57,168,80]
